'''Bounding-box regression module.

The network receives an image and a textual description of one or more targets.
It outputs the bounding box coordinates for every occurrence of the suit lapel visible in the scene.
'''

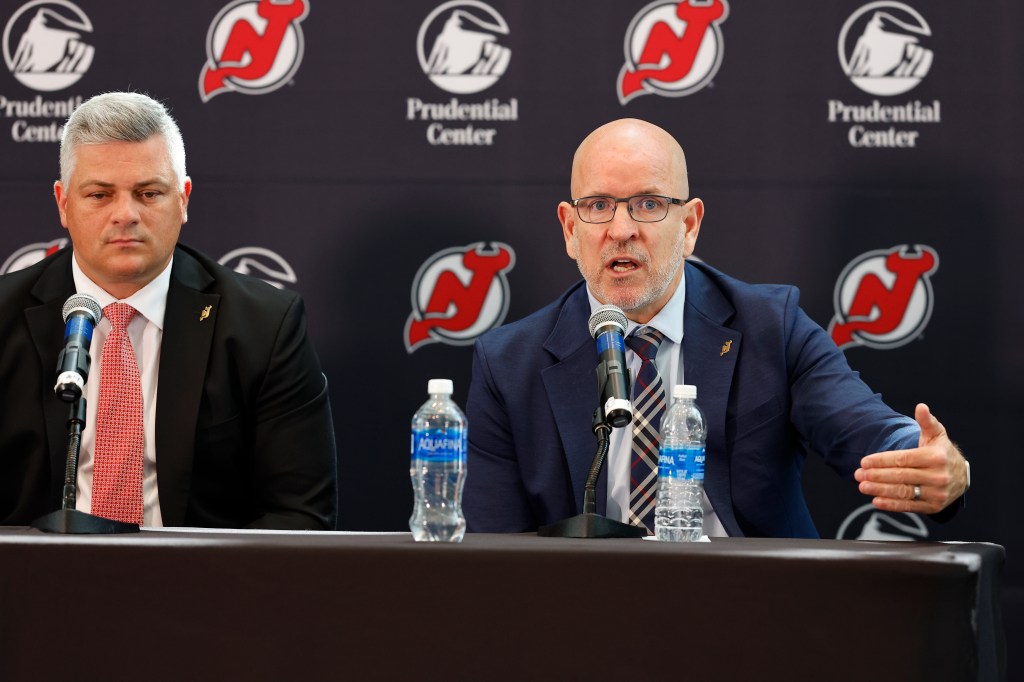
[540,286,606,515]
[26,250,77,498]
[682,263,744,537]
[155,247,218,526]
[536,269,746,528]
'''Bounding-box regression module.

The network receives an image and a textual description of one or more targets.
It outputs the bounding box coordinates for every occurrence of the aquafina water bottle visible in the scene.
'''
[655,384,706,542]
[409,379,467,542]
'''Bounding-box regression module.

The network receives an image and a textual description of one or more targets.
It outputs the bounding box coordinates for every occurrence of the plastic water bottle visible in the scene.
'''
[655,384,706,542]
[409,379,467,542]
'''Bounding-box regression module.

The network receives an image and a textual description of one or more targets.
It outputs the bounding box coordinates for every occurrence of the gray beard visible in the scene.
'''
[572,231,685,314]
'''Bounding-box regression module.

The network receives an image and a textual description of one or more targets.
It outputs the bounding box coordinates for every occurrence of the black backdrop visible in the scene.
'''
[1,0,1020,668]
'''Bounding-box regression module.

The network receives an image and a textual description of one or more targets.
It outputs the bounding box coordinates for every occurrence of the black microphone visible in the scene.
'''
[54,294,103,403]
[537,304,646,537]
[589,304,632,428]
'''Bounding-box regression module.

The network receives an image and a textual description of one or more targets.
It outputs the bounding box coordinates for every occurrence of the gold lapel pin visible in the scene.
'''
[720,339,733,356]
[199,304,212,322]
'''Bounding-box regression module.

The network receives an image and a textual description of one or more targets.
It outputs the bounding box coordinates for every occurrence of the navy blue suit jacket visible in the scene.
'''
[464,260,919,537]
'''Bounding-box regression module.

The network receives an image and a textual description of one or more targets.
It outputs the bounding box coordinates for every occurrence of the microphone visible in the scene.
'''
[537,303,645,538]
[32,294,138,534]
[589,304,632,428]
[54,294,103,403]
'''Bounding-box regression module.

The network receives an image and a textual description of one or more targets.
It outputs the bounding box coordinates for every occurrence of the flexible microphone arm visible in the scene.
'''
[32,401,140,534]
[582,411,612,515]
[538,405,645,538]
[61,398,87,510]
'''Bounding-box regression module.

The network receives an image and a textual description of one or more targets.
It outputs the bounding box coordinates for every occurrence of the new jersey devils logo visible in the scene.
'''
[617,0,729,105]
[199,0,309,102]
[829,244,939,350]
[405,242,515,353]
[1,237,67,275]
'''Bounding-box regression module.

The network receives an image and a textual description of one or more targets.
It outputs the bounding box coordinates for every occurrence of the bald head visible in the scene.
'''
[570,118,689,200]
[557,118,703,323]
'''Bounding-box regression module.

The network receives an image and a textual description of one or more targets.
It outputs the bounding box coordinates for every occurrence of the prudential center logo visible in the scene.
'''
[838,2,933,96]
[417,0,511,95]
[2,0,93,91]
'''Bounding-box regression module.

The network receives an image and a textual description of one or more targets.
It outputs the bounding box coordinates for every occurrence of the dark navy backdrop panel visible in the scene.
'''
[1,0,1020,662]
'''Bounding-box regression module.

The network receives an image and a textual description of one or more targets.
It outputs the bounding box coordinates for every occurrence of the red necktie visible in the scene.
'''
[91,303,144,525]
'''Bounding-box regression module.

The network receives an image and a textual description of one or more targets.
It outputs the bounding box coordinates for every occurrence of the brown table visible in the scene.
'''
[0,528,1005,681]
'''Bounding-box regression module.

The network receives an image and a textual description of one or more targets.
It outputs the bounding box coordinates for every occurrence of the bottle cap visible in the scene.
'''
[672,384,697,400]
[428,378,454,395]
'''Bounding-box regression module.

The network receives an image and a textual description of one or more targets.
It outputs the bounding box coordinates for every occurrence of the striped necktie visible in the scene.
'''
[625,327,666,533]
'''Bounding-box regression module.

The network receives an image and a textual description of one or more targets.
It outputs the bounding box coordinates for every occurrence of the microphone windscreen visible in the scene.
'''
[62,293,103,324]
[588,304,628,339]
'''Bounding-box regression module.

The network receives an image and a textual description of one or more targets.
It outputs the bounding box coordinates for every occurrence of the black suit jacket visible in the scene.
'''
[0,244,337,529]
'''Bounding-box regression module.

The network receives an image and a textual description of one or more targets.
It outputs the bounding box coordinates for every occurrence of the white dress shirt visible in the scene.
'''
[586,274,727,536]
[72,255,171,527]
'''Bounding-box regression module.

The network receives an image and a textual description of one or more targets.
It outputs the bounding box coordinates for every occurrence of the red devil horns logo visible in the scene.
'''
[405,242,516,353]
[199,0,308,101]
[829,245,939,350]
[618,0,729,104]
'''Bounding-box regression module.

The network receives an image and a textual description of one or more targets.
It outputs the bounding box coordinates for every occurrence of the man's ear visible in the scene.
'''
[558,201,577,260]
[54,181,70,229]
[682,198,704,256]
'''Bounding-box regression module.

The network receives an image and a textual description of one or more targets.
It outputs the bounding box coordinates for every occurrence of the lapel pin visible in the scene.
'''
[720,339,733,356]
[199,304,212,322]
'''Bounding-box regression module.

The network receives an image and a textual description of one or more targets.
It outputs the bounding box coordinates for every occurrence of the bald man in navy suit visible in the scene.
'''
[463,118,968,537]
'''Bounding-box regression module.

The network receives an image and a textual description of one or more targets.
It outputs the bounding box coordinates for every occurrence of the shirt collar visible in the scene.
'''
[584,264,687,344]
[71,254,173,331]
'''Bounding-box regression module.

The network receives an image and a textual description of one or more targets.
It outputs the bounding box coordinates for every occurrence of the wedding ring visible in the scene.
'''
[913,485,922,501]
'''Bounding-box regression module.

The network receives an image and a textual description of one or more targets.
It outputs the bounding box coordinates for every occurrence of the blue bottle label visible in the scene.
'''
[411,427,465,463]
[658,445,686,479]
[658,444,705,481]
[685,446,706,481]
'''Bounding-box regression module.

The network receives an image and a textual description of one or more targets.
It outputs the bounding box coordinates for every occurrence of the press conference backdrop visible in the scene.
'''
[1,0,1019,662]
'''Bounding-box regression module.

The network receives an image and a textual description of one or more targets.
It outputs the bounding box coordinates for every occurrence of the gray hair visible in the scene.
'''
[60,92,187,190]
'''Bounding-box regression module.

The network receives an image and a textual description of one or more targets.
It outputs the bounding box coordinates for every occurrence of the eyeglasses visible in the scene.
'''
[570,194,687,224]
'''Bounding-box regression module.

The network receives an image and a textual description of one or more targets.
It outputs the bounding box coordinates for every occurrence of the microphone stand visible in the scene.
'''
[31,397,140,534]
[538,407,646,539]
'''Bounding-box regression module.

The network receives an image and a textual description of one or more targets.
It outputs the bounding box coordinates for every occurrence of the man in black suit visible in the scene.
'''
[0,92,337,529]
